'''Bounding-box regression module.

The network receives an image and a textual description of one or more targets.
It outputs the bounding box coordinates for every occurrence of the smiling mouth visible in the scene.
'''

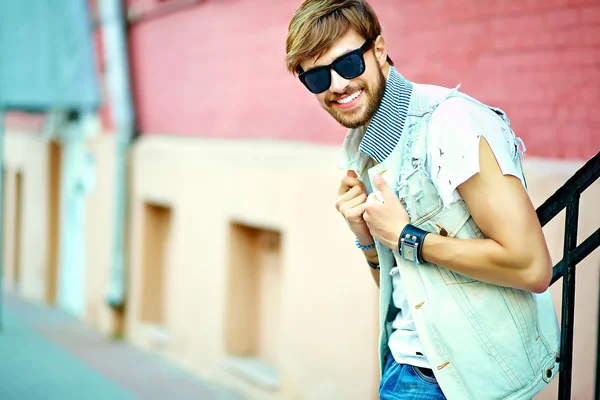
[333,89,363,105]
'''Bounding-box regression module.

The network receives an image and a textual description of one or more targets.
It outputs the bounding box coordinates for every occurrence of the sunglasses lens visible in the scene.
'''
[303,68,331,94]
[299,48,366,93]
[334,52,365,79]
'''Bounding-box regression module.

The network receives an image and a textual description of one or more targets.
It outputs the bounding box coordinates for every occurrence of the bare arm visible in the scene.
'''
[335,171,381,288]
[363,248,380,288]
[421,138,552,293]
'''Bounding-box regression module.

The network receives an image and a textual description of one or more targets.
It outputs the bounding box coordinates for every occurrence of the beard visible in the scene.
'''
[323,67,386,129]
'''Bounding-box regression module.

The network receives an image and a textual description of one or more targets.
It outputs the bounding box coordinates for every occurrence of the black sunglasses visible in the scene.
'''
[297,39,374,94]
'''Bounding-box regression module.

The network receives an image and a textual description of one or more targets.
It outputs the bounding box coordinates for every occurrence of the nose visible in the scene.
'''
[329,69,350,93]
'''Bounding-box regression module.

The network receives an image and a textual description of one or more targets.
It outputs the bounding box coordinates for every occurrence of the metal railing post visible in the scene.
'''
[557,196,580,399]
[537,152,600,399]
[595,271,600,400]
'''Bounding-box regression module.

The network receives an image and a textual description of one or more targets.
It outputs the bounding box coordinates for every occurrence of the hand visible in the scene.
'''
[364,174,410,252]
[335,170,373,246]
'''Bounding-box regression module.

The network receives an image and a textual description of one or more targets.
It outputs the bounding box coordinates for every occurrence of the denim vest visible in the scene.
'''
[360,83,561,399]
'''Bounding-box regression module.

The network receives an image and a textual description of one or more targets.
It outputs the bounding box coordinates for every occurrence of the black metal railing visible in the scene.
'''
[535,151,600,400]
[596,271,600,400]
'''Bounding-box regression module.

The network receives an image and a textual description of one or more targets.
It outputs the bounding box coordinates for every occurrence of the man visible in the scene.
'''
[285,1,561,399]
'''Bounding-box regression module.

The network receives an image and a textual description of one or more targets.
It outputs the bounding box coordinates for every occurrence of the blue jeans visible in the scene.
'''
[379,352,446,400]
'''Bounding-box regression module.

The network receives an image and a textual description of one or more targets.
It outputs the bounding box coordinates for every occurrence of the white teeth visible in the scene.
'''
[336,90,362,104]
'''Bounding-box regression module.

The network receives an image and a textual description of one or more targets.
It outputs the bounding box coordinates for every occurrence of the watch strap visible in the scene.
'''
[398,224,429,264]
[367,260,380,271]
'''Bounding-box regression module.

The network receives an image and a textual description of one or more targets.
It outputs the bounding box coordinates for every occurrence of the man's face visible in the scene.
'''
[299,29,388,129]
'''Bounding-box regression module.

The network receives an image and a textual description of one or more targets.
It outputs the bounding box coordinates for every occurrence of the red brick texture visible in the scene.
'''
[126,0,600,159]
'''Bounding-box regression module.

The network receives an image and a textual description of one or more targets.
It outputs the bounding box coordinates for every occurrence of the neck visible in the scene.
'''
[382,62,390,78]
[364,63,391,128]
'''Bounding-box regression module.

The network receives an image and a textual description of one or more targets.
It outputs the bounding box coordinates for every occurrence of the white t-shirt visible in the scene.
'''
[388,97,526,368]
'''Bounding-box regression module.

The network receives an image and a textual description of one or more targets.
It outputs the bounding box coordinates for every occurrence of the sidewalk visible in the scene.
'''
[0,294,242,400]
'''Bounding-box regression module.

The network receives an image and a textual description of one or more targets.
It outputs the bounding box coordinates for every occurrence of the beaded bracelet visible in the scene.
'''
[355,237,376,251]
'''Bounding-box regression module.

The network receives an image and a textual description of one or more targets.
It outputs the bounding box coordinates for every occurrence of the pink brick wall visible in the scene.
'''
[126,0,599,159]
[383,0,600,159]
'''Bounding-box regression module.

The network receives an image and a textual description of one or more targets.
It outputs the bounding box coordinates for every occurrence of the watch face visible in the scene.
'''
[403,244,416,262]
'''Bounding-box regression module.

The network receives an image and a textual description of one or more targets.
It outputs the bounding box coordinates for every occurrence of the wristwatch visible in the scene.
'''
[398,224,429,264]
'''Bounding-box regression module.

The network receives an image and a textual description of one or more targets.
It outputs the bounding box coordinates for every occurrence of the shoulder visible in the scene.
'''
[430,97,506,135]
[410,82,458,112]
[425,95,524,206]
[428,96,516,158]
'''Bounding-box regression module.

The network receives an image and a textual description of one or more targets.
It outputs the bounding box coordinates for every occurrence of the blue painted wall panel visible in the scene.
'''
[0,0,100,111]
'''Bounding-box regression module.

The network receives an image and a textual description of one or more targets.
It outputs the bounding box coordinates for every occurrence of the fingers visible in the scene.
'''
[363,193,382,224]
[338,174,365,196]
[339,192,368,215]
[363,194,382,222]
[373,175,393,202]
[335,185,364,211]
[345,203,366,221]
[346,170,358,178]
[373,174,385,188]
[366,192,381,206]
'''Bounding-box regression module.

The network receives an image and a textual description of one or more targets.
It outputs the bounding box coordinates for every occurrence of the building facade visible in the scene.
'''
[3,0,600,398]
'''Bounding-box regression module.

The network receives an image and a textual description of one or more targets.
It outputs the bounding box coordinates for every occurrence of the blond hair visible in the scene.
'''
[285,0,392,74]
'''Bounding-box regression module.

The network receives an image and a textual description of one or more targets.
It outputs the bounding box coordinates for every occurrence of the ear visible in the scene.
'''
[373,35,388,68]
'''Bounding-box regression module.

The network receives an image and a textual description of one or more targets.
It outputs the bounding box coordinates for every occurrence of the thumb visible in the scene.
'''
[373,174,393,200]
[346,170,358,178]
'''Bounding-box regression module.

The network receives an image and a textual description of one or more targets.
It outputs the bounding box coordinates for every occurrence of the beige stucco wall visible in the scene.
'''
[83,133,120,335]
[123,136,599,400]
[3,130,49,303]
[2,131,598,399]
[2,129,121,332]
[124,137,380,400]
